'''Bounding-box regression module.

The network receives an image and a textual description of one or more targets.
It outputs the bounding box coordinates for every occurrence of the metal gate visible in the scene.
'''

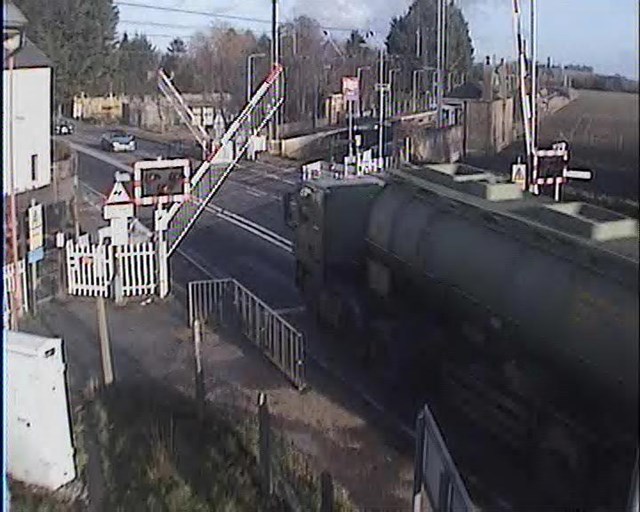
[66,240,157,298]
[188,278,306,390]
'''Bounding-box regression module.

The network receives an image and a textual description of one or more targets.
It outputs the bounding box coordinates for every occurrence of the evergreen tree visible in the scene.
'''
[14,0,120,105]
[386,0,474,76]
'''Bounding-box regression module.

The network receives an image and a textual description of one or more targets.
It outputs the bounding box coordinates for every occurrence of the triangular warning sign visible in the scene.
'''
[106,182,131,205]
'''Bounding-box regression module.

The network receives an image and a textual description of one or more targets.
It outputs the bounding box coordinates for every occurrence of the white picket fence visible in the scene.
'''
[3,259,29,327]
[114,243,157,297]
[66,240,157,298]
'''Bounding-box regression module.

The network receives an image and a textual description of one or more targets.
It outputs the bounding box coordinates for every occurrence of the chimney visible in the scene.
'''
[482,55,493,101]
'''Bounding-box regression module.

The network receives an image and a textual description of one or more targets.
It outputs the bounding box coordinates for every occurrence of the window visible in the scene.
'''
[31,154,38,182]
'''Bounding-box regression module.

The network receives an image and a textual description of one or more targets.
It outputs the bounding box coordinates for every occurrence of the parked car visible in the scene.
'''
[54,119,74,135]
[100,130,136,152]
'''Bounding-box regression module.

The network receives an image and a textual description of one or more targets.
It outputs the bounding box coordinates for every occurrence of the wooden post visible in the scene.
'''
[320,471,334,512]
[193,318,205,420]
[96,296,114,386]
[29,259,38,317]
[57,242,67,299]
[258,392,272,495]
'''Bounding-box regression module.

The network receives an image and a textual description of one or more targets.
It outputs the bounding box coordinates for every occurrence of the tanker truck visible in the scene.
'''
[284,162,639,510]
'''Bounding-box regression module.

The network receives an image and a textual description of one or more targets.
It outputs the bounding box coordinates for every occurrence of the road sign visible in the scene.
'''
[203,106,215,127]
[106,181,131,205]
[564,169,593,180]
[104,181,134,220]
[511,162,527,189]
[56,232,65,249]
[28,246,44,264]
[342,76,360,102]
[133,158,191,207]
[28,202,44,252]
[103,202,134,220]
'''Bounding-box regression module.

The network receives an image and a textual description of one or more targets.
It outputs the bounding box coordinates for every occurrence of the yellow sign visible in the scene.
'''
[511,163,526,190]
[28,203,44,252]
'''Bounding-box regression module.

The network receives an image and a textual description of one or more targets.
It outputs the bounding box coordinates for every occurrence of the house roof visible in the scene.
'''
[3,38,51,70]
[4,1,28,28]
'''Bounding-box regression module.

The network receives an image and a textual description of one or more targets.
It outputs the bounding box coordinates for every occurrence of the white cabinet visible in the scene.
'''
[7,331,76,490]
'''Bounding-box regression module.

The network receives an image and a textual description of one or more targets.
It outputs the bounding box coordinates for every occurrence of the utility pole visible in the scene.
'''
[377,47,386,169]
[436,0,447,127]
[270,0,280,143]
[7,55,23,329]
[356,66,370,117]
[530,0,539,193]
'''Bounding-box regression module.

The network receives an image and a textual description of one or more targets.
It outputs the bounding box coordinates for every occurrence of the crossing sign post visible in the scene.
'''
[103,180,134,246]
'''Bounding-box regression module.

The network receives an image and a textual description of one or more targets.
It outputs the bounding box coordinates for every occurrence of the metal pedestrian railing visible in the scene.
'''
[188,278,306,391]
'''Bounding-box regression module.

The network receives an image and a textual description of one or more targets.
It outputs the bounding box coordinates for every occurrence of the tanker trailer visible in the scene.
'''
[286,163,639,510]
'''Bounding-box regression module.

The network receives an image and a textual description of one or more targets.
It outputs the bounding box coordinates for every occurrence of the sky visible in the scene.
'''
[117,0,639,79]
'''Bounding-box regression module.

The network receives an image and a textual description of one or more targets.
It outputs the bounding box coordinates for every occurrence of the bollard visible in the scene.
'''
[193,318,205,420]
[258,392,272,495]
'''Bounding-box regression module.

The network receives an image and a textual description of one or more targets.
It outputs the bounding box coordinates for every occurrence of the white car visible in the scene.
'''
[100,130,136,152]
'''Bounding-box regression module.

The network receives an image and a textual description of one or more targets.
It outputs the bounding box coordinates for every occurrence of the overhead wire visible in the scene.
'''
[115,1,373,34]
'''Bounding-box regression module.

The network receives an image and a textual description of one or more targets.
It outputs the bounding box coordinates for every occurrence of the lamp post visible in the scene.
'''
[4,3,27,329]
[388,68,400,118]
[412,69,426,112]
[247,53,267,103]
[247,52,266,134]
[377,47,385,169]
[356,66,370,117]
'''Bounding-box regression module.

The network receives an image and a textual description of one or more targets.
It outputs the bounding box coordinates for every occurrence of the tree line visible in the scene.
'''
[14,0,475,123]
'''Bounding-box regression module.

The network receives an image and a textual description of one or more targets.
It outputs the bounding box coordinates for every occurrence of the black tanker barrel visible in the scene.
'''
[366,181,639,410]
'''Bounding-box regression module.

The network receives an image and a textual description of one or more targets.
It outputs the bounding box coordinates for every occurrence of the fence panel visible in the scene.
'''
[115,242,157,297]
[188,278,306,390]
[3,259,29,326]
[66,240,113,297]
[188,279,232,326]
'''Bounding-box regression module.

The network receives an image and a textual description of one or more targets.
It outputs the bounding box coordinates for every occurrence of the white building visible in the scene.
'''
[3,3,52,195]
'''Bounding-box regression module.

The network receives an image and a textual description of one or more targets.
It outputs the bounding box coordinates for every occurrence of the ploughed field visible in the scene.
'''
[538,89,639,177]
[467,89,639,208]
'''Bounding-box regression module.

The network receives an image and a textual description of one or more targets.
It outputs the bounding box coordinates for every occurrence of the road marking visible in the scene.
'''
[246,188,267,198]
[69,141,132,172]
[236,162,297,186]
[202,203,293,253]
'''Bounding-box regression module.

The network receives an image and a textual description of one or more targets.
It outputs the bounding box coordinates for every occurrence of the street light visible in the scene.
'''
[247,53,266,134]
[356,66,370,117]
